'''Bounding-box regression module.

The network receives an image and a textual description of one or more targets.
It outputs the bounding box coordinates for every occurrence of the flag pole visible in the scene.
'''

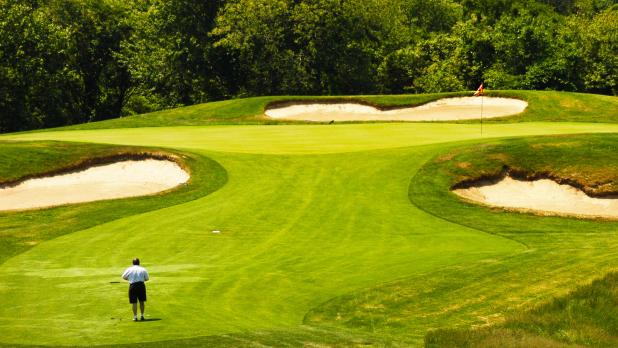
[480,91,484,136]
[474,82,485,135]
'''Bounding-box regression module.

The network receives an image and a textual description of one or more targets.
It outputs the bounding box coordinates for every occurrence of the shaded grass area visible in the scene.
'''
[303,239,618,346]
[426,272,618,348]
[0,141,227,265]
[303,134,618,346]
[15,90,617,132]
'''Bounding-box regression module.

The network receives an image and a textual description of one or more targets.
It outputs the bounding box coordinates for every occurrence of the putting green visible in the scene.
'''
[1,120,618,346]
[6,122,618,154]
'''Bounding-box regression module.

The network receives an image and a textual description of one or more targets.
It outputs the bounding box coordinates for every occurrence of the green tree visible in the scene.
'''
[411,34,465,93]
[404,0,463,36]
[124,0,229,113]
[580,7,618,95]
[213,0,302,95]
[48,0,134,121]
[0,0,79,132]
[483,4,566,89]
[293,0,408,94]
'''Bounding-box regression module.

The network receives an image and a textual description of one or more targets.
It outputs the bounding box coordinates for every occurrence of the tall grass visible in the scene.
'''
[426,272,618,347]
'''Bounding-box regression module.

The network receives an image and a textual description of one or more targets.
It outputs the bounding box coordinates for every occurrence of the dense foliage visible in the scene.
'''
[0,0,616,132]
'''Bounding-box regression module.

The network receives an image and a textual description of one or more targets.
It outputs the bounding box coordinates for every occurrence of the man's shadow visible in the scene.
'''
[111,317,162,322]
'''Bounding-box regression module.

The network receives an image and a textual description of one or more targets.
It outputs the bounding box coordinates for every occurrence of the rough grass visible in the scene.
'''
[425,272,618,347]
[443,134,618,196]
[483,90,618,124]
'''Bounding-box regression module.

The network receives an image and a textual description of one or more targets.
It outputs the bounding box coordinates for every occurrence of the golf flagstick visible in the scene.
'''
[481,92,484,136]
[474,83,484,135]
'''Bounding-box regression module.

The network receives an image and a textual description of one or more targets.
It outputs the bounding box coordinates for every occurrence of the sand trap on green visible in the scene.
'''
[0,159,189,211]
[265,97,527,121]
[454,175,618,219]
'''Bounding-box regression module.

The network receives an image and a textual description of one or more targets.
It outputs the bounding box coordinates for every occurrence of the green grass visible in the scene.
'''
[425,271,618,347]
[301,134,618,345]
[7,122,618,155]
[0,141,227,265]
[27,92,469,131]
[0,91,618,347]
[12,90,617,133]
[481,90,618,124]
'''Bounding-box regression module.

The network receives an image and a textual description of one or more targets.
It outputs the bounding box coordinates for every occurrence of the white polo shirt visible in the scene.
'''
[122,265,149,284]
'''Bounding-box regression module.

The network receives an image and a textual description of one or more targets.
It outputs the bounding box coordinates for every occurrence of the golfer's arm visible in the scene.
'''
[144,272,149,281]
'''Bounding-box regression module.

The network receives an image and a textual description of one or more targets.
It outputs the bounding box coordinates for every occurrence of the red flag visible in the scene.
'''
[474,83,484,96]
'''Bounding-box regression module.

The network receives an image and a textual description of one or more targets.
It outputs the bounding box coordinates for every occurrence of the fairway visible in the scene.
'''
[1,93,618,347]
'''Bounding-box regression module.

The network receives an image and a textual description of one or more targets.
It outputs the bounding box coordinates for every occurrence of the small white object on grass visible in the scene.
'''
[212,230,221,234]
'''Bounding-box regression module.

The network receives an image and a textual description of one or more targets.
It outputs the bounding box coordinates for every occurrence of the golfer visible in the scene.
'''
[122,258,149,321]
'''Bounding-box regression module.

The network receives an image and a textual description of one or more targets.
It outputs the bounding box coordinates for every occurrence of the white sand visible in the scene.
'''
[265,97,528,121]
[453,176,618,219]
[0,159,189,211]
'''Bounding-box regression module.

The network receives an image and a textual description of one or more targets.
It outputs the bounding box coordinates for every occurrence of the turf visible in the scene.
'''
[12,90,617,133]
[0,141,227,266]
[305,134,618,345]
[0,91,617,347]
[425,271,618,347]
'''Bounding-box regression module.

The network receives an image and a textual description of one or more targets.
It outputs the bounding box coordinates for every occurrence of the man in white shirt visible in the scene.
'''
[122,258,150,321]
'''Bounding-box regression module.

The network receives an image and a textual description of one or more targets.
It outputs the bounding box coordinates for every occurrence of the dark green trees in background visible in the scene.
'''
[0,0,132,131]
[123,0,231,113]
[0,0,76,131]
[0,0,617,132]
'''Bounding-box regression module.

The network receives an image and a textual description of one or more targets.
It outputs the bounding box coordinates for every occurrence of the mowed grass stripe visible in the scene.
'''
[2,117,618,346]
[0,147,522,345]
[5,122,618,154]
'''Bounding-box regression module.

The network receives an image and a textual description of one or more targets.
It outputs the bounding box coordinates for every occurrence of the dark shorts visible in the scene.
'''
[129,281,147,303]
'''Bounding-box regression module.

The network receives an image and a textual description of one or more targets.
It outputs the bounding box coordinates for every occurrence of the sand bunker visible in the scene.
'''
[454,176,618,219]
[0,159,189,211]
[265,97,528,121]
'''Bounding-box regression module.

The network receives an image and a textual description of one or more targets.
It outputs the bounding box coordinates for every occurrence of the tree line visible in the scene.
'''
[0,0,616,132]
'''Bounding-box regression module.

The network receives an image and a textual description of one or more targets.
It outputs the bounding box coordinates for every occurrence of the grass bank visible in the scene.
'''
[426,271,618,347]
[0,141,227,265]
[302,134,618,346]
[12,91,617,133]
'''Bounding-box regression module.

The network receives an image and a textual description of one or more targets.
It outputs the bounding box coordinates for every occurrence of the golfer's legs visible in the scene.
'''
[139,301,145,315]
[132,303,137,316]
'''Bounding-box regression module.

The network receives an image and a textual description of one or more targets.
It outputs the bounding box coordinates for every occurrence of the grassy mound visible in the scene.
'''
[411,133,618,225]
[301,134,618,346]
[408,134,618,346]
[21,90,618,132]
[445,134,618,196]
[426,271,618,348]
[0,141,227,265]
